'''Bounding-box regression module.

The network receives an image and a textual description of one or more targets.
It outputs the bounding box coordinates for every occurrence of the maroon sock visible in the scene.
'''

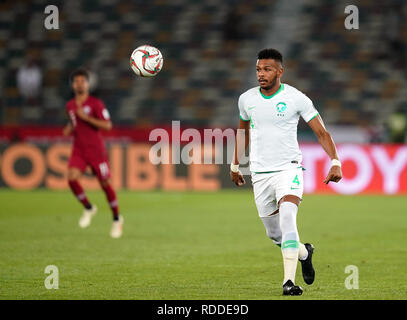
[68,180,92,210]
[101,183,119,220]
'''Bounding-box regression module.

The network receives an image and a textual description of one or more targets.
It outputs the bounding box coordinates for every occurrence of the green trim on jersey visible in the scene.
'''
[249,115,254,128]
[259,83,285,99]
[254,166,303,174]
[239,115,250,121]
[307,112,319,122]
[253,170,282,174]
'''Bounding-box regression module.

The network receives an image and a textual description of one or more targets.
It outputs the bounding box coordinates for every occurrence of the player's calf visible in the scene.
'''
[68,179,93,210]
[279,201,300,285]
[99,179,120,221]
[261,213,282,246]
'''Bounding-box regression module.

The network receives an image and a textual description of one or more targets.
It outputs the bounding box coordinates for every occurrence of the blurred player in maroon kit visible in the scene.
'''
[63,68,123,238]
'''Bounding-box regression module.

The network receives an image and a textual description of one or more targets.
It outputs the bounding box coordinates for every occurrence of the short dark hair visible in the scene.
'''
[257,48,283,64]
[70,68,89,82]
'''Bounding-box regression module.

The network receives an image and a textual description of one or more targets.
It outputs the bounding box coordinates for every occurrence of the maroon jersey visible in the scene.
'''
[66,96,110,158]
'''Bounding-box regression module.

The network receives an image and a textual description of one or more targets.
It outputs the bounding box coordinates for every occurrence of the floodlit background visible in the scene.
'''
[0,0,406,301]
[1,0,406,193]
[1,0,406,138]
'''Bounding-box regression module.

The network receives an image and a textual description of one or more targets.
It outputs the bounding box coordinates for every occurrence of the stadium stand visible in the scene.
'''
[0,0,274,127]
[0,0,406,140]
[284,0,407,134]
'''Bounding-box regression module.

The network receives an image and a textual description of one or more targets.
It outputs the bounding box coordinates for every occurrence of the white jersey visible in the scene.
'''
[238,83,319,173]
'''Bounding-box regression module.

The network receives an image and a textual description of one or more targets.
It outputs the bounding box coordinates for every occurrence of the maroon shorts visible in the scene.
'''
[68,148,111,181]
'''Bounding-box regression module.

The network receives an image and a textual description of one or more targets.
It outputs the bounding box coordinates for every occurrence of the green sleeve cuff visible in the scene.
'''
[239,115,250,121]
[307,112,319,122]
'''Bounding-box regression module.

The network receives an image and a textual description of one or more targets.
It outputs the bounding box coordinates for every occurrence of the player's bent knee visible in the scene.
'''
[68,169,81,181]
[99,178,111,188]
[278,195,301,207]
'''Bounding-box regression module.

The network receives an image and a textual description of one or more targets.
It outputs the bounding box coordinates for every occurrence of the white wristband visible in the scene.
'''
[230,163,240,173]
[331,159,341,167]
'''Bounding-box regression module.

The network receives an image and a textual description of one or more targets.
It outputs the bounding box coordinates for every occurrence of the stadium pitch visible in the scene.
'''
[0,190,406,300]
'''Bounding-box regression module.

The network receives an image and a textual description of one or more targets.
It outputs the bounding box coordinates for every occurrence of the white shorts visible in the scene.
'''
[252,167,304,218]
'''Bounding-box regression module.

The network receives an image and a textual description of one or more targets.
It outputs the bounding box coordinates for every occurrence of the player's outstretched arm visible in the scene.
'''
[230,119,250,187]
[63,123,72,136]
[307,115,342,184]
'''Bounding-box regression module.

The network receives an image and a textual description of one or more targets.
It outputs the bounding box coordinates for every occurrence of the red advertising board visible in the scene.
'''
[0,126,406,194]
[301,144,407,194]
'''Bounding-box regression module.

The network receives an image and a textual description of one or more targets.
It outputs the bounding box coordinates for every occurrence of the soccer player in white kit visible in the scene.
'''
[230,48,342,296]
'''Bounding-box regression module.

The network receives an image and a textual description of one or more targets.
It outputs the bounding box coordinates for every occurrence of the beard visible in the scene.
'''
[261,75,278,91]
[74,88,85,95]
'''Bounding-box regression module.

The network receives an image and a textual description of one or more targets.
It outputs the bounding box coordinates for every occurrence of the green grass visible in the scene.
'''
[0,190,406,300]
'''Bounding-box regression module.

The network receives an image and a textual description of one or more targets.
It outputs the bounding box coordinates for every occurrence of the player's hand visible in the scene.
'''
[62,124,72,136]
[323,165,342,184]
[230,170,245,187]
[76,105,89,122]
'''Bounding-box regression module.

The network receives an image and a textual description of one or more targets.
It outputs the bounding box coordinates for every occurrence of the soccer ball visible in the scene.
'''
[130,45,163,77]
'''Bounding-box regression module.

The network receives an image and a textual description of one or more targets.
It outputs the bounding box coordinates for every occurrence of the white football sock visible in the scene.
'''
[279,201,300,284]
[298,243,308,261]
[261,214,282,246]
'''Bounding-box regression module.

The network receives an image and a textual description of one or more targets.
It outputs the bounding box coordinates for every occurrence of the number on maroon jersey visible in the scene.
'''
[99,162,109,178]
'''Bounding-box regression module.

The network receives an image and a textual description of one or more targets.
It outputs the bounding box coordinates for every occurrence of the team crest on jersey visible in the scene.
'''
[276,102,287,116]
[276,102,287,112]
[83,106,91,114]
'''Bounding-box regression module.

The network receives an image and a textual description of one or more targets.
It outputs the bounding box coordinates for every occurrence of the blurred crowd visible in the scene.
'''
[0,0,406,143]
